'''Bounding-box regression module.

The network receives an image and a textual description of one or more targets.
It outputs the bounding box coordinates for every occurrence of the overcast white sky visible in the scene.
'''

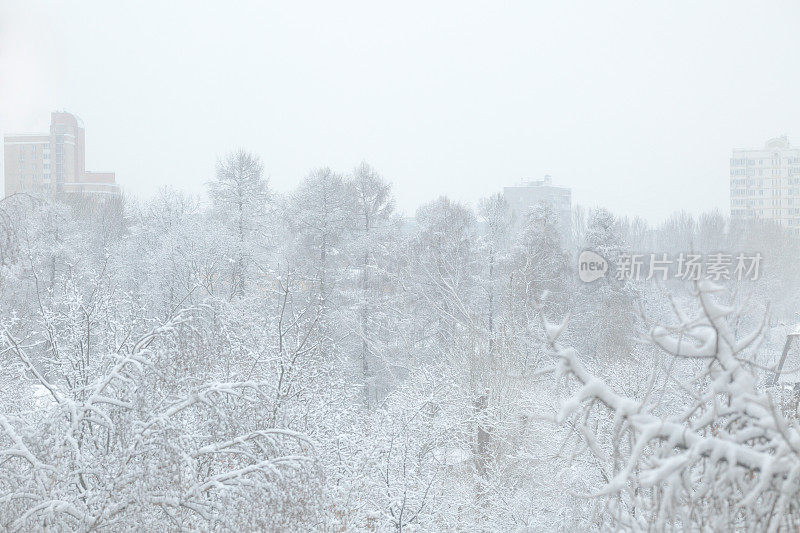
[2,0,800,222]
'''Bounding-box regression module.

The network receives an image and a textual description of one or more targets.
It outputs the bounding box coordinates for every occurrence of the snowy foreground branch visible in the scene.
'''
[0,311,319,531]
[550,281,800,531]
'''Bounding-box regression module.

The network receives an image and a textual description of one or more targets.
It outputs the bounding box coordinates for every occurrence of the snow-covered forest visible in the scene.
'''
[2,152,800,531]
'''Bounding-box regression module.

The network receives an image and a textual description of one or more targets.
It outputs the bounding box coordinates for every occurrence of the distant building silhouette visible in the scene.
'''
[503,175,572,236]
[4,111,119,197]
[730,136,800,234]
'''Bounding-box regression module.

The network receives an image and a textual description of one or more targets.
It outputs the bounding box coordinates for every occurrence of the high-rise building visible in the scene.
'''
[503,175,572,236]
[730,136,800,234]
[3,111,119,198]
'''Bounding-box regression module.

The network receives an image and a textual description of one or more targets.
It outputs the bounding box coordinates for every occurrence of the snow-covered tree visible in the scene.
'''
[208,149,269,298]
[553,281,800,531]
[3,168,800,531]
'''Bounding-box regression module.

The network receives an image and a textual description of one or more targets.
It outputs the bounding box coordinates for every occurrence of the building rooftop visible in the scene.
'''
[4,133,50,138]
[506,175,570,190]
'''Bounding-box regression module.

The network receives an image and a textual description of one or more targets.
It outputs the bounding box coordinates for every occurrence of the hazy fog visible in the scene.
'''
[3,0,800,221]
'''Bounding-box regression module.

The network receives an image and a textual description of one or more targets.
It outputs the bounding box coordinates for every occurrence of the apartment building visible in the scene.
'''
[730,136,800,234]
[4,111,119,197]
[503,175,572,237]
